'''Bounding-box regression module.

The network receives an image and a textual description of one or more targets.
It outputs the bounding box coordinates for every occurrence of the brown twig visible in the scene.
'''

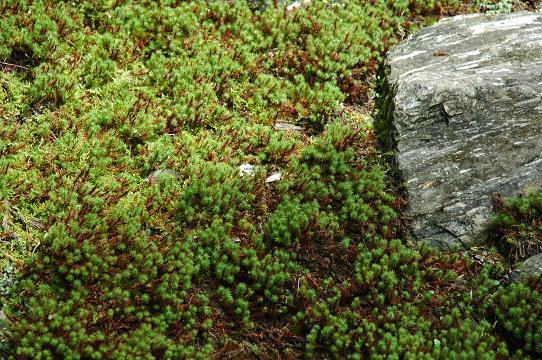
[0,61,30,70]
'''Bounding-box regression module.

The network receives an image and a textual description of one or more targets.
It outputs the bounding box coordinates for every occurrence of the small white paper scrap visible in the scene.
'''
[239,164,254,177]
[265,172,282,183]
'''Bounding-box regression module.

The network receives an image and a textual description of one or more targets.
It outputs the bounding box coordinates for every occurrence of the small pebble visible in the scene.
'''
[146,169,181,185]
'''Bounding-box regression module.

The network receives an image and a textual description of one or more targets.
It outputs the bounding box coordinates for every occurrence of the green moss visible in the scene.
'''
[1,0,540,358]
[489,191,542,264]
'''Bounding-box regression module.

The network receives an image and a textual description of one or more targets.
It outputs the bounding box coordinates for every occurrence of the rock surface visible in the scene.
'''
[146,169,181,185]
[510,253,542,282]
[383,12,542,250]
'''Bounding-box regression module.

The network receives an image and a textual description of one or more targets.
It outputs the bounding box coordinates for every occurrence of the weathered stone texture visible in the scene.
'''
[510,253,542,282]
[384,12,542,249]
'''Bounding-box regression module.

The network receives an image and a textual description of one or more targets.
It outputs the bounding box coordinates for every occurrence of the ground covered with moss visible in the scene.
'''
[0,1,541,359]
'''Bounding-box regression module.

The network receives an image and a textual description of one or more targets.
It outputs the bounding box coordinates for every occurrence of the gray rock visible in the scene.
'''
[382,12,542,250]
[146,169,181,185]
[247,0,286,11]
[510,253,542,282]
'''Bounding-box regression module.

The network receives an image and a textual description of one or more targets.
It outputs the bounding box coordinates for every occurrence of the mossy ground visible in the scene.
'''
[0,1,541,359]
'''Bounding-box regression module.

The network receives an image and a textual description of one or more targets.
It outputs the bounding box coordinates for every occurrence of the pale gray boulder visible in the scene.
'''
[381,12,542,250]
[510,253,542,282]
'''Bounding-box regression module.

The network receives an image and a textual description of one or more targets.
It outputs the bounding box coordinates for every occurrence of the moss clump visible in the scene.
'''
[490,192,542,264]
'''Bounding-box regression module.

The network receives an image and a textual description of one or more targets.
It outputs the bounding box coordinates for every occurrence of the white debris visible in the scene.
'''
[265,172,282,183]
[239,164,255,177]
[273,122,305,131]
[286,0,311,13]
